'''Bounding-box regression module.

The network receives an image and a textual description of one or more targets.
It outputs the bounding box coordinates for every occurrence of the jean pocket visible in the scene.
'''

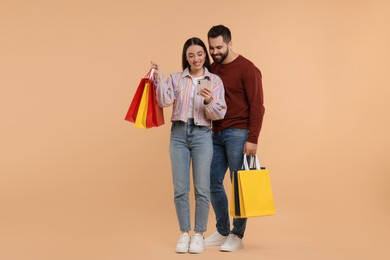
[196,125,210,132]
[171,122,178,131]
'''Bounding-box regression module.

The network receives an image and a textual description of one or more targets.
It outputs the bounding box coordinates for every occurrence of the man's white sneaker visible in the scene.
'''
[189,234,205,254]
[204,231,228,246]
[220,234,244,252]
[175,233,190,253]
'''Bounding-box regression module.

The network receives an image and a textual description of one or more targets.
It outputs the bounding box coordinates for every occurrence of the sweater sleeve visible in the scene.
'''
[243,65,265,144]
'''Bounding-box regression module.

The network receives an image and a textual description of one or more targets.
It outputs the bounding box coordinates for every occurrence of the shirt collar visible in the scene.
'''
[182,67,211,79]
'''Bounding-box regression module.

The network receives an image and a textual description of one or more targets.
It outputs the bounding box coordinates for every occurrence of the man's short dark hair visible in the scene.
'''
[207,25,232,43]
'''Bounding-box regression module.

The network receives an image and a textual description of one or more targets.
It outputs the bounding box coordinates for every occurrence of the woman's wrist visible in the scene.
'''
[203,97,213,105]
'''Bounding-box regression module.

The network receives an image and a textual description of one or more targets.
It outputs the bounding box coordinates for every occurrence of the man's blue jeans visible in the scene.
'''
[170,120,213,233]
[210,128,249,239]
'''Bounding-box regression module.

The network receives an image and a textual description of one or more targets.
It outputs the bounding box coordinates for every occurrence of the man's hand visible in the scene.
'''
[244,141,257,156]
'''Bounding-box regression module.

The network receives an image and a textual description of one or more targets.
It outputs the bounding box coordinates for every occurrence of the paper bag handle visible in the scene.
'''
[144,68,155,80]
[242,154,262,170]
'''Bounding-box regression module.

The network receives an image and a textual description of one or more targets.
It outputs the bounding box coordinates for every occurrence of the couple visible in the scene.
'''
[153,25,265,254]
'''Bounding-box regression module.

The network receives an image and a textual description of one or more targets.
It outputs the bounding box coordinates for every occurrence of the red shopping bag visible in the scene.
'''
[146,80,164,128]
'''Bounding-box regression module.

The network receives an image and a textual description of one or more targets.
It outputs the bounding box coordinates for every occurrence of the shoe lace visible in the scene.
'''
[225,234,238,245]
[178,234,189,244]
[191,234,203,245]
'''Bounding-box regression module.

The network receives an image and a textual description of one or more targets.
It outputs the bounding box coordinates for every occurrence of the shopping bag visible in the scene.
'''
[230,155,276,218]
[124,69,164,128]
[146,79,164,127]
[231,168,241,217]
[124,71,151,123]
[134,81,149,128]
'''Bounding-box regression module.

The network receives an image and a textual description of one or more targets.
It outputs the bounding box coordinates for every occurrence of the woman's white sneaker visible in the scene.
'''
[175,233,190,253]
[189,234,205,254]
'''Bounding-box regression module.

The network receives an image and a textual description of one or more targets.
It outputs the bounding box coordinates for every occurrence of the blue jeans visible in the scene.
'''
[210,128,249,239]
[169,119,213,233]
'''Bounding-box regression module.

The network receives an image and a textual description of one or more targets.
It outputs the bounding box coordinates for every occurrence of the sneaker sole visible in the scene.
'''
[189,249,204,254]
[220,244,244,252]
[205,240,227,247]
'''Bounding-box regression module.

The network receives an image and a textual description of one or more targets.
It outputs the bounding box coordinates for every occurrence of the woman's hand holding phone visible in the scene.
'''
[197,79,212,104]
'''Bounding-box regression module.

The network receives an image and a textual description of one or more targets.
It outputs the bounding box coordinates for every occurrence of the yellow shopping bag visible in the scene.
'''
[134,81,150,128]
[230,155,276,218]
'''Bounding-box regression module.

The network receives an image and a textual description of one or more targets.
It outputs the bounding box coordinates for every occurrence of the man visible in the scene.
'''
[204,25,265,252]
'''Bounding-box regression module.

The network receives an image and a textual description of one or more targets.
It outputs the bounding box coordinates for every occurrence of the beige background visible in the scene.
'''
[1,0,389,259]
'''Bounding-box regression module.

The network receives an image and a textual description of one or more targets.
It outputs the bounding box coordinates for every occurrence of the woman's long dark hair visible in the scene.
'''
[181,37,210,71]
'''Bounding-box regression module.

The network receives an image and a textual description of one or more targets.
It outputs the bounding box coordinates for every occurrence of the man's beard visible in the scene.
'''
[212,49,229,64]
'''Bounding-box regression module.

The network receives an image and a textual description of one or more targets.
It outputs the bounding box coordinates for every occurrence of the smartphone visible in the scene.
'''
[197,79,209,90]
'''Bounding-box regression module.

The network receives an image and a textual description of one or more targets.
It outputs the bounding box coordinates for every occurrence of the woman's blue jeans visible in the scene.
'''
[169,120,213,233]
[210,128,249,239]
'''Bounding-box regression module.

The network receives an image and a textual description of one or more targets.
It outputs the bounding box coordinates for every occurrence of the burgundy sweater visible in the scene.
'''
[210,55,265,144]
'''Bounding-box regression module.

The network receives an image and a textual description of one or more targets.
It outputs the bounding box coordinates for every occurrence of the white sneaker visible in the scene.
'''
[175,233,190,253]
[189,234,205,254]
[204,231,228,246]
[220,234,244,252]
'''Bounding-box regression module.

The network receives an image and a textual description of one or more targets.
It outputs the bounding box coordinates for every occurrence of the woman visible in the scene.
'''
[152,37,226,254]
